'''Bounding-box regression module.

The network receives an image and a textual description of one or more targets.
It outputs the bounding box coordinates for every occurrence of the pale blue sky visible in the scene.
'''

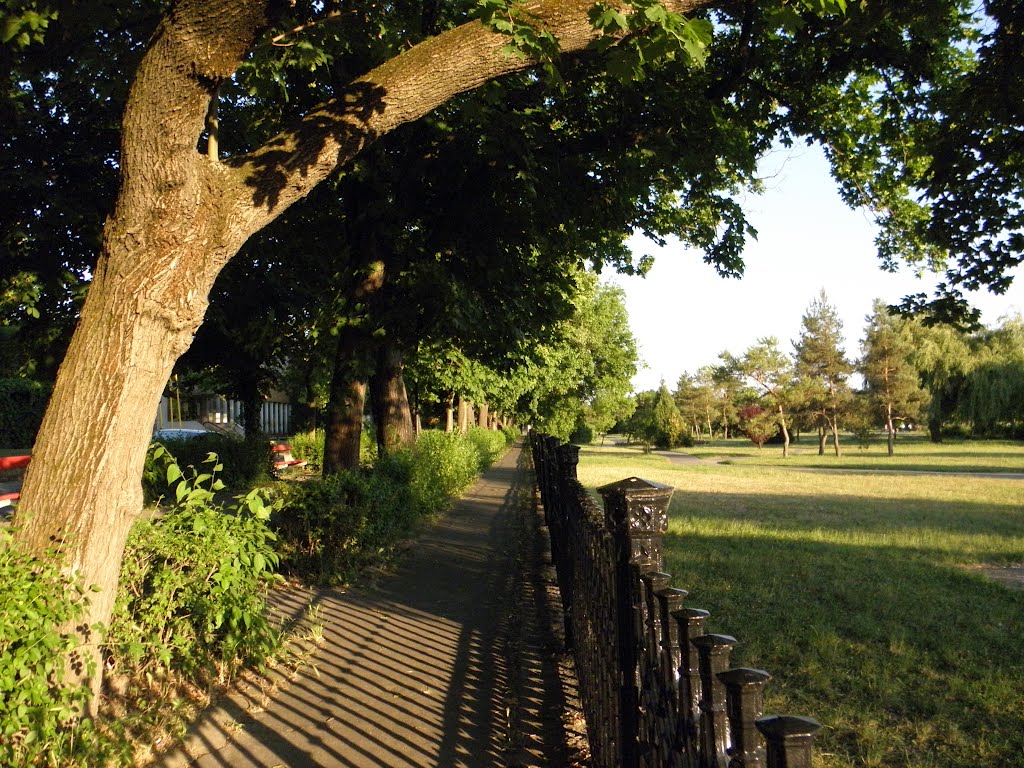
[608,144,1024,393]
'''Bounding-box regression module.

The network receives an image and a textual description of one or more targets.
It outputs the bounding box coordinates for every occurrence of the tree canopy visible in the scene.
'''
[4,0,1022,713]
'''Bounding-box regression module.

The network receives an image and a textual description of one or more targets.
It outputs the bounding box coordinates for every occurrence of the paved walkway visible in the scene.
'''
[159,444,584,768]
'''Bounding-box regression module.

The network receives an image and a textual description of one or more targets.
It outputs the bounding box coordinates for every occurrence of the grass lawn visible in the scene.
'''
[678,432,1024,474]
[575,440,1024,768]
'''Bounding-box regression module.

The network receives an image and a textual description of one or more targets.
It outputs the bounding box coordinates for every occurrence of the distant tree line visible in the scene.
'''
[622,291,1024,455]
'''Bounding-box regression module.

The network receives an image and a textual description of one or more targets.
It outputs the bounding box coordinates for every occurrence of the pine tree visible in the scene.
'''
[794,290,854,456]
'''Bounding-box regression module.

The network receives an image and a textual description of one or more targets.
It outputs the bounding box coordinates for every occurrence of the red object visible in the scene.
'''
[270,444,307,471]
[0,455,30,471]
[0,455,28,505]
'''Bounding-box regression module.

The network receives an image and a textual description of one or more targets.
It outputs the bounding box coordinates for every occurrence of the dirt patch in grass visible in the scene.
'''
[965,563,1024,590]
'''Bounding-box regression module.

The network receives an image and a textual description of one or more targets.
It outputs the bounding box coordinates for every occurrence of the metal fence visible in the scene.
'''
[530,433,821,768]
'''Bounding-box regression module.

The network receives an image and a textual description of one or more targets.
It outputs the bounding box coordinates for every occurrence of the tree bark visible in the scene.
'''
[778,405,790,458]
[477,401,489,430]
[14,0,715,707]
[370,342,414,455]
[445,394,455,433]
[323,326,372,474]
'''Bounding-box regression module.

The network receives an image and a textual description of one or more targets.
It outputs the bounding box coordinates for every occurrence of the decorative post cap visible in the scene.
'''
[597,476,673,496]
[598,477,674,536]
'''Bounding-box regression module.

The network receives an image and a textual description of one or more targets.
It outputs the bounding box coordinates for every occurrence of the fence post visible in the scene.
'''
[755,715,822,768]
[693,633,737,768]
[599,477,674,768]
[673,606,710,765]
[718,668,771,768]
[556,442,580,650]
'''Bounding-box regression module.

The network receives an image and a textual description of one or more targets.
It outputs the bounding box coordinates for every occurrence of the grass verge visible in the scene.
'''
[575,440,1024,768]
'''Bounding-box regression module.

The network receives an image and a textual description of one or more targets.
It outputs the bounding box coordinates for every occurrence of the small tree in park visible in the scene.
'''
[860,302,927,456]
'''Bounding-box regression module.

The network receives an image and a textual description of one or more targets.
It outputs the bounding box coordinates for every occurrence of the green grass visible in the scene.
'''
[575,441,1024,768]
[670,433,1024,474]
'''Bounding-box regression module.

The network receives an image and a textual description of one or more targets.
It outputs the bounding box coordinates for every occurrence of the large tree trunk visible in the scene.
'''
[323,326,372,474]
[238,376,264,440]
[370,342,414,455]
[445,394,455,433]
[14,0,713,710]
[477,401,489,430]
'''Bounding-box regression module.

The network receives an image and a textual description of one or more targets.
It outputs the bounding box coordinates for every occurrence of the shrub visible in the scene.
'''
[0,378,51,448]
[274,429,497,585]
[273,463,418,585]
[408,430,480,512]
[0,530,99,766]
[109,448,281,680]
[142,435,270,501]
[287,429,324,470]
[464,426,509,470]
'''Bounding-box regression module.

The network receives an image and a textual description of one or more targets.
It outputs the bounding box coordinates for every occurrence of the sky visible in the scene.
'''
[606,143,1024,393]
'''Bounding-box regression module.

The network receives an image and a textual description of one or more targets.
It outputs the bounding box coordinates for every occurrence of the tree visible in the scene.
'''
[738,403,779,448]
[906,318,973,442]
[960,316,1024,438]
[793,290,853,456]
[725,338,797,457]
[860,301,927,455]
[10,0,1019,709]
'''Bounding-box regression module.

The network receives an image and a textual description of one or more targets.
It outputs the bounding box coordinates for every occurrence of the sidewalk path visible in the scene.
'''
[159,443,584,768]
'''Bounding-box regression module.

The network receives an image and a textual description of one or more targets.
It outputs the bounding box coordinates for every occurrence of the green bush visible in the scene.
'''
[407,430,481,512]
[464,426,509,470]
[0,530,100,766]
[0,378,51,448]
[287,429,324,470]
[274,429,500,585]
[109,448,281,679]
[143,435,270,502]
[273,462,418,585]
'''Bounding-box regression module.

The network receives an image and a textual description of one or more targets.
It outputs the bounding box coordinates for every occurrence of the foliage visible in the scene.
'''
[0,377,50,448]
[109,448,281,679]
[142,435,270,501]
[0,529,100,766]
[287,428,325,470]
[738,404,779,448]
[723,337,797,456]
[860,301,928,454]
[274,428,499,585]
[793,290,853,455]
[463,426,510,471]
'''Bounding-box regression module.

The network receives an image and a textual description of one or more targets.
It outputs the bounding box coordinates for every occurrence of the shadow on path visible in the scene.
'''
[159,444,580,768]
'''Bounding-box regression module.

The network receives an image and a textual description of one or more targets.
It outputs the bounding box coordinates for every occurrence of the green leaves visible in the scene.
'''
[589,0,714,80]
[0,3,57,49]
[107,447,282,682]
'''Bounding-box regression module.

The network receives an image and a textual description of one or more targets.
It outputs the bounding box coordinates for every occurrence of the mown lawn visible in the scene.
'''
[679,432,1024,474]
[575,441,1024,768]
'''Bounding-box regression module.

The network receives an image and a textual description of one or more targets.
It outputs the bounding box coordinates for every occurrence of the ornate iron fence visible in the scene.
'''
[531,433,821,768]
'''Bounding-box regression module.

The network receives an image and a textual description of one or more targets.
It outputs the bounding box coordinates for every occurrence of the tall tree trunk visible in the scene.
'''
[238,376,264,441]
[370,342,414,455]
[778,405,790,458]
[13,0,716,710]
[886,405,896,457]
[323,325,372,474]
[458,397,473,433]
[817,425,826,455]
[477,401,489,430]
[830,414,841,457]
[445,394,455,433]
